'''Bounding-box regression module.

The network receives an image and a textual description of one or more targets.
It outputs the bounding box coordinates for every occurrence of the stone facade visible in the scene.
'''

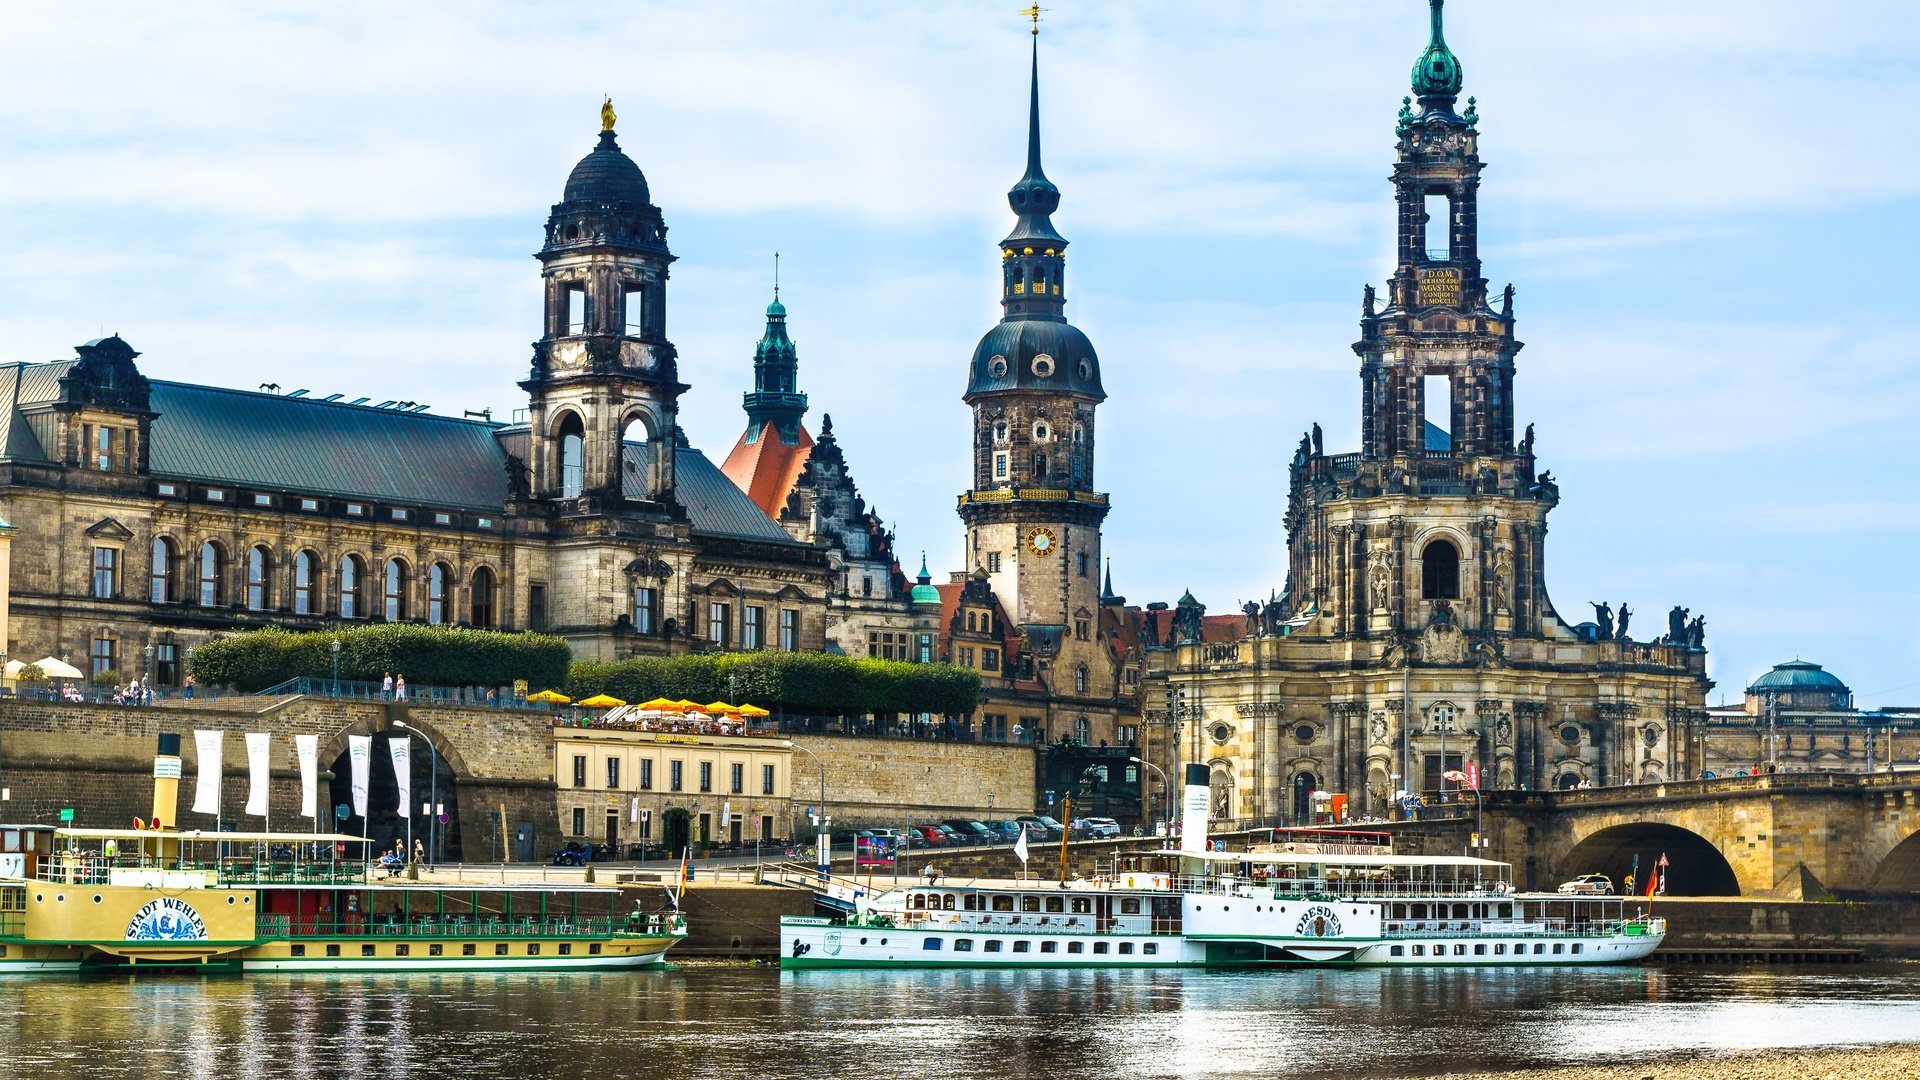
[1139,5,1711,829]
[786,734,1036,832]
[552,725,793,852]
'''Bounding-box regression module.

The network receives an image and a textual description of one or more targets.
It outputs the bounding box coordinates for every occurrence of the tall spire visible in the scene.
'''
[742,261,807,446]
[1411,0,1464,108]
[1000,16,1067,321]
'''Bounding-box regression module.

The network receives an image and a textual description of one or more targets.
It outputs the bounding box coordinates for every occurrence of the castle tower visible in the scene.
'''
[957,26,1109,662]
[521,99,685,511]
[740,275,808,447]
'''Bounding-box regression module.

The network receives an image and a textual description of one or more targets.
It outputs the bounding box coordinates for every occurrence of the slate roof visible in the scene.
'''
[622,439,800,546]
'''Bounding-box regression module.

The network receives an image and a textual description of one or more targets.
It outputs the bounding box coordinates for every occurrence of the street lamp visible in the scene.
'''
[330,639,342,697]
[143,644,154,690]
[393,720,440,870]
[786,741,830,883]
[1129,755,1171,833]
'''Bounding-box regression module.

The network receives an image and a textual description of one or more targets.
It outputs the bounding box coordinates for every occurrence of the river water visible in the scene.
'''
[2,963,1916,1078]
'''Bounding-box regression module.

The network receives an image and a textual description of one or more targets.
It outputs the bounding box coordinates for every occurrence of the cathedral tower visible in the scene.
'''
[958,26,1108,667]
[521,100,684,511]
[740,278,808,447]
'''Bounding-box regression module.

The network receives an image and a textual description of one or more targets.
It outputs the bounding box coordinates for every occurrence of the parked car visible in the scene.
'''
[983,820,1026,844]
[1557,873,1614,895]
[551,840,594,866]
[911,824,951,848]
[1014,814,1064,841]
[1076,816,1122,839]
[942,819,995,845]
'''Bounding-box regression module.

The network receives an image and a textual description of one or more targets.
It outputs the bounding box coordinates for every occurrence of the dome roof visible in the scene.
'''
[966,318,1103,400]
[910,583,941,605]
[1747,660,1849,695]
[563,130,651,206]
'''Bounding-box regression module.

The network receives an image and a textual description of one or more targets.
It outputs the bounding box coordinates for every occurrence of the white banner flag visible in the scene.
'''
[1013,826,1029,866]
[348,734,372,818]
[244,733,271,818]
[630,797,639,824]
[296,734,318,820]
[192,730,223,817]
[721,802,732,828]
[389,738,411,817]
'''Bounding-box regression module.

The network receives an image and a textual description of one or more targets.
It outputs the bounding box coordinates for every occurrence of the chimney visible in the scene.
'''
[1180,763,1211,854]
[151,733,181,829]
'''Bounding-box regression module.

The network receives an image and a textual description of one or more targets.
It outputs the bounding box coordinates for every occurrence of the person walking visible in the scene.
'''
[413,838,425,865]
[382,672,394,699]
[394,673,407,700]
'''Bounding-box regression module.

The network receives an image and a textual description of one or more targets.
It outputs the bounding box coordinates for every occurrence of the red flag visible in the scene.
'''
[1645,865,1660,897]
[1466,762,1480,791]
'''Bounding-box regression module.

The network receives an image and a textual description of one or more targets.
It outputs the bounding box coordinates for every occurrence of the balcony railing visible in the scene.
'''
[255,913,684,940]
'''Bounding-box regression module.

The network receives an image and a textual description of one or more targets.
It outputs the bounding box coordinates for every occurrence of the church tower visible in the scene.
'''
[521,100,684,511]
[740,275,808,447]
[958,25,1109,671]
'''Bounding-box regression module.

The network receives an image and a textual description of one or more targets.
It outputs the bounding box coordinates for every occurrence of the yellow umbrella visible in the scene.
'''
[527,689,572,704]
[577,694,626,708]
[737,704,770,718]
[637,697,682,712]
[703,701,741,715]
[674,699,703,712]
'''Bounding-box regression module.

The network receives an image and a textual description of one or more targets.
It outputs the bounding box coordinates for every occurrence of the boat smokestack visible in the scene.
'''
[1180,763,1210,854]
[152,733,182,829]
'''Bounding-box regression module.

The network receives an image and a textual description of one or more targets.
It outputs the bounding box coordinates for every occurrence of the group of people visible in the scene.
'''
[377,838,427,877]
[111,678,159,705]
[380,672,409,700]
[553,711,767,738]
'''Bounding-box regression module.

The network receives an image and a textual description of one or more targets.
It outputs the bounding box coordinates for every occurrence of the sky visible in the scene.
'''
[1,2,1916,707]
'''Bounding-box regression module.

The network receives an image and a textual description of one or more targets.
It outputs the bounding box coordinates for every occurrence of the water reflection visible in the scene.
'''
[0,964,1914,1079]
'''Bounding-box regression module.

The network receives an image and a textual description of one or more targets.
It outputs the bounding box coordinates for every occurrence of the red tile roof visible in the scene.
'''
[719,421,813,519]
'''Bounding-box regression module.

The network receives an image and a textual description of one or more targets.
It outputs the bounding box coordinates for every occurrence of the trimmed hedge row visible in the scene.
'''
[568,652,981,716]
[188,625,573,692]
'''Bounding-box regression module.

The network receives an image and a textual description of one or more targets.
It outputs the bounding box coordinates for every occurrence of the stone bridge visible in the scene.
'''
[1427,773,1920,897]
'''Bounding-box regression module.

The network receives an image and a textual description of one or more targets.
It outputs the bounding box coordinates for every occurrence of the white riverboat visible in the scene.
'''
[780,766,1662,970]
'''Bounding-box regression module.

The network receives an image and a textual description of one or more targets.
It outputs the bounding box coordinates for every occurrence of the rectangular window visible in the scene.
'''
[639,759,653,791]
[390,508,408,521]
[606,757,620,789]
[982,649,999,672]
[433,512,452,525]
[571,807,585,836]
[993,452,1008,480]
[954,938,973,953]
[157,482,178,496]
[730,763,744,795]
[1424,192,1451,260]
[762,763,775,796]
[1118,942,1134,955]
[1093,941,1109,954]
[742,605,763,650]
[346,503,365,516]
[699,762,713,793]
[984,940,1003,953]
[1142,942,1158,955]
[708,602,730,646]
[923,937,943,951]
[300,498,319,511]
[1012,940,1030,953]
[206,489,225,502]
[986,552,1001,573]
[698,813,711,843]
[778,610,798,651]
[567,287,586,334]
[1077,552,1088,578]
[624,286,644,335]
[670,761,683,791]
[155,643,178,686]
[571,755,587,788]
[1067,941,1084,954]
[529,584,547,632]
[476,517,494,529]
[1424,373,1452,439]
[1040,941,1057,953]
[93,426,112,470]
[91,546,118,599]
[633,587,657,634]
[253,494,272,507]
[90,637,115,679]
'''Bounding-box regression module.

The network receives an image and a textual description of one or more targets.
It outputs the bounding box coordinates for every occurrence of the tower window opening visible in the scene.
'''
[566,287,586,335]
[558,413,586,499]
[1424,193,1452,261]
[624,286,644,335]
[1421,540,1460,601]
[1424,374,1452,442]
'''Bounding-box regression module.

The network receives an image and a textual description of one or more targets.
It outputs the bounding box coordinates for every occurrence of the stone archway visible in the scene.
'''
[317,711,472,863]
[1291,771,1318,826]
[1867,829,1920,894]
[1557,822,1741,896]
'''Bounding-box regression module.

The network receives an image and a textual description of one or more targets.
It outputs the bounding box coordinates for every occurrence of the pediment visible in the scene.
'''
[85,517,135,540]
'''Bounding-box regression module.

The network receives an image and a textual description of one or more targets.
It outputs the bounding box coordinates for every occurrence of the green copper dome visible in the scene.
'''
[1747,660,1848,695]
[1411,0,1463,102]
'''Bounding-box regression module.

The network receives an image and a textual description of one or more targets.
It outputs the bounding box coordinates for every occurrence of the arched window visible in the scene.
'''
[196,542,224,607]
[293,551,317,615]
[1074,665,1088,695]
[427,563,450,625]
[471,566,496,628]
[1074,717,1091,744]
[558,413,585,499]
[1421,539,1460,600]
[150,537,175,604]
[384,558,409,622]
[340,554,365,619]
[246,545,271,611]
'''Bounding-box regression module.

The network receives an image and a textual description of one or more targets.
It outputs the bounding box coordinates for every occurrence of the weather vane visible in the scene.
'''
[1021,3,1043,35]
[600,95,617,132]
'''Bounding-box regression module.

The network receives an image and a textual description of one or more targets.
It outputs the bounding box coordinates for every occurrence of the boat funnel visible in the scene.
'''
[152,733,182,829]
[1180,763,1210,854]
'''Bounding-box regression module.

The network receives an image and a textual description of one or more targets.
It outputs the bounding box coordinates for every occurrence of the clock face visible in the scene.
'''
[1026,527,1058,556]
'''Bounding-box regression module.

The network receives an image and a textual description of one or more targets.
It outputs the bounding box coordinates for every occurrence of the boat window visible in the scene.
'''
[496,944,509,955]
[965,895,981,911]
[1021,896,1040,913]
[1494,944,1506,954]
[326,945,341,957]
[1453,903,1468,919]
[992,896,1014,912]
[289,945,304,957]
[910,895,925,909]
[923,938,942,951]
[558,944,571,956]
[1041,941,1057,953]
[1071,897,1091,914]
[1552,943,1564,954]
[1571,943,1583,954]
[1411,904,1427,919]
[1390,946,1404,957]
[396,944,410,957]
[984,940,1003,953]
[1474,944,1487,955]
[1093,942,1109,954]
[528,944,540,956]
[463,944,477,956]
[1453,944,1465,956]
[1013,941,1030,953]
[1143,943,1158,955]
[1068,941,1084,954]
[1120,899,1141,915]
[1119,942,1134,955]
[954,939,973,952]
[942,895,955,910]
[1533,943,1544,954]
[1045,897,1064,913]
[1411,944,1424,956]
[431,944,444,956]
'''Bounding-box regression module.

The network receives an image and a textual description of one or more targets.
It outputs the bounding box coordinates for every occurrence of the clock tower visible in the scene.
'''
[957,28,1109,678]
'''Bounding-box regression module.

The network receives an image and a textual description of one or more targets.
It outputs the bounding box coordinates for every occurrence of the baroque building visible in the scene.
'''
[1143,1,1712,827]
[1701,661,1919,777]
[0,104,833,682]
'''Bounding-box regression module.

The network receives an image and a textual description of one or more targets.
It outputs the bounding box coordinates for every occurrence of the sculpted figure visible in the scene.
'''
[1589,602,1613,640]
[1615,603,1631,641]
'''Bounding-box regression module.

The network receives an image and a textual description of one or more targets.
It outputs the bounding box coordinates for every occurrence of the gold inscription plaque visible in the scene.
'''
[1418,268,1462,308]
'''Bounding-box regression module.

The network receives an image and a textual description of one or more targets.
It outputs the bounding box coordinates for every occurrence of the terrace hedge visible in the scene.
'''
[187,625,573,692]
[568,652,981,716]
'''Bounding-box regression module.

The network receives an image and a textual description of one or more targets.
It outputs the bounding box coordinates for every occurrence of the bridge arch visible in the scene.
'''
[1557,822,1740,896]
[1867,829,1920,894]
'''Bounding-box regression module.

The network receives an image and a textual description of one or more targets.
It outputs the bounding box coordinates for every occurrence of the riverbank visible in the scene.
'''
[1434,1042,1920,1080]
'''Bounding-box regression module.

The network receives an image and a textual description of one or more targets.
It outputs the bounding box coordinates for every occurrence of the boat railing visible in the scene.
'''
[1383,916,1662,939]
[1173,875,1514,901]
[254,912,685,940]
[29,855,372,887]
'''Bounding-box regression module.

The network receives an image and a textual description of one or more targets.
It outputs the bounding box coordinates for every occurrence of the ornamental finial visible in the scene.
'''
[1021,3,1043,36]
[600,96,617,132]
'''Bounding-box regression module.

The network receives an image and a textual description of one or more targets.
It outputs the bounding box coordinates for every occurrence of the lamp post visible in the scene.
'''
[787,741,830,883]
[330,638,342,697]
[1129,755,1170,835]
[143,644,154,691]
[393,720,439,870]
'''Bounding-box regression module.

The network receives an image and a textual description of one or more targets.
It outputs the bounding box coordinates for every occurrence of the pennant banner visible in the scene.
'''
[191,730,224,817]
[244,733,271,818]
[296,734,318,820]
[389,738,411,818]
[348,735,372,818]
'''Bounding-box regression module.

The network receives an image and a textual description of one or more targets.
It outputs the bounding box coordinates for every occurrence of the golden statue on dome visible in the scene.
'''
[600,96,617,132]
